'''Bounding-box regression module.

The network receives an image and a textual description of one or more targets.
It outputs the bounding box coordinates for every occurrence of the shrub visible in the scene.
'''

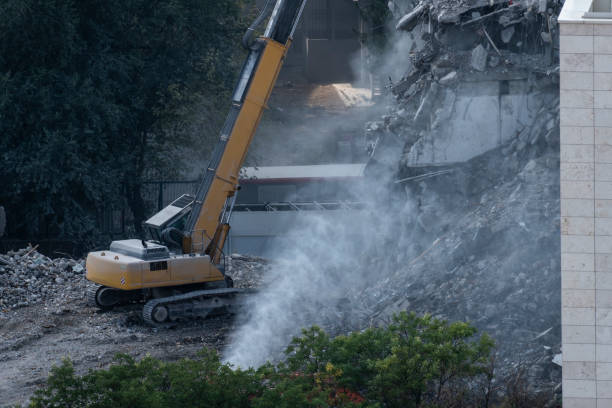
[27,312,554,408]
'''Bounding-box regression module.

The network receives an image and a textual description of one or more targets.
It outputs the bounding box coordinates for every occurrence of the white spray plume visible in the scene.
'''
[223,169,413,368]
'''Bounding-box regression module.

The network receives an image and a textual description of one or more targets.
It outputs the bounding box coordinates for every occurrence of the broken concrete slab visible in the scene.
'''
[413,82,439,124]
[396,3,429,31]
[461,3,523,27]
[470,44,488,72]
[439,71,457,85]
[501,26,515,43]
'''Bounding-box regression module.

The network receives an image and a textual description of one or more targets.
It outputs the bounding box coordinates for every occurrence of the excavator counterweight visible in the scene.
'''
[85,0,308,325]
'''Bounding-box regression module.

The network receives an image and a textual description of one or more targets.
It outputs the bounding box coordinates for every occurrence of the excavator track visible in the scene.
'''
[142,287,254,326]
[87,284,142,310]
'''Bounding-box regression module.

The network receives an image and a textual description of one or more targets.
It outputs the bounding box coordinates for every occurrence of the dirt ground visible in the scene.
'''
[0,251,269,407]
[0,296,238,407]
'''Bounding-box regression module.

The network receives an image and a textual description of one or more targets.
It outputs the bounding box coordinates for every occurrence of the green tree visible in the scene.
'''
[372,312,494,408]
[327,327,394,393]
[0,0,249,246]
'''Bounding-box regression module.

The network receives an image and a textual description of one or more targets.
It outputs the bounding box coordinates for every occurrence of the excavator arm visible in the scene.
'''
[183,0,307,259]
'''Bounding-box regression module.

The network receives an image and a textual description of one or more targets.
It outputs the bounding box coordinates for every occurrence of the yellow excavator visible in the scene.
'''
[85,0,308,325]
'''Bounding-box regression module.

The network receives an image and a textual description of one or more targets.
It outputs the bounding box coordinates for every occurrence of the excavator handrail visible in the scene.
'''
[190,229,227,273]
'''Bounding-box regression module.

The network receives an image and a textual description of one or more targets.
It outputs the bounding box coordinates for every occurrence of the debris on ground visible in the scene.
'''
[0,251,267,406]
[356,0,562,396]
[227,254,269,289]
[0,245,87,312]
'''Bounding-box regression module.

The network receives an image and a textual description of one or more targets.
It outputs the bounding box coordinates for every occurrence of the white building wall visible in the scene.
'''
[228,210,362,257]
[560,11,612,407]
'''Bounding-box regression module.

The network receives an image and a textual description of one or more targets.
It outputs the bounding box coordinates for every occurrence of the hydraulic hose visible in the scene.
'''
[242,0,275,49]
[161,227,185,250]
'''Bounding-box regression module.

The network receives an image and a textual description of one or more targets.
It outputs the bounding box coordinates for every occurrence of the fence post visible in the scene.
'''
[158,181,164,211]
[0,206,5,238]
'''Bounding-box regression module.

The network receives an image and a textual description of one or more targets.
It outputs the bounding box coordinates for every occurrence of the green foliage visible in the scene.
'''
[28,312,514,408]
[29,350,260,408]
[0,0,250,244]
[282,313,494,408]
[371,312,494,408]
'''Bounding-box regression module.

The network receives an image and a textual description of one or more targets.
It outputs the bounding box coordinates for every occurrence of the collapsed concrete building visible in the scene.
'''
[371,0,612,405]
[369,0,561,168]
[224,1,566,398]
[337,0,564,393]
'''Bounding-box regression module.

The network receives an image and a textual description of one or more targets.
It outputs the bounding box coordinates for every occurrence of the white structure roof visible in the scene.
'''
[560,0,612,22]
[240,163,366,181]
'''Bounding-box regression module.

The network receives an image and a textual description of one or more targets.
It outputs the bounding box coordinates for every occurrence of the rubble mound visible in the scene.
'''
[357,0,562,391]
[0,246,87,312]
[227,254,270,288]
[358,144,561,390]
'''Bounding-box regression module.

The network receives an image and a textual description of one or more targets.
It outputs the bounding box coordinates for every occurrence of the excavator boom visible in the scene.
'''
[184,1,307,257]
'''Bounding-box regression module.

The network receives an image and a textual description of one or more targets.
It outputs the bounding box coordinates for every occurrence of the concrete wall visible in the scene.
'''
[406,79,547,165]
[227,210,362,257]
[560,21,612,407]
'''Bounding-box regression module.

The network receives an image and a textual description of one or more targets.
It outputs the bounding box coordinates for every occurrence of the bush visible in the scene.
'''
[26,313,554,408]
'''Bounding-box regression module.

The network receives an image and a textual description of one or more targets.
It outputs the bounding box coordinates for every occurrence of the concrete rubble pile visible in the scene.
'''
[357,147,560,392]
[0,245,87,313]
[358,0,562,394]
[226,254,270,289]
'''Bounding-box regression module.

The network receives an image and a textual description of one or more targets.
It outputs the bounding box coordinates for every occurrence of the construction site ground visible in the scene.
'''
[0,252,266,407]
[0,302,236,407]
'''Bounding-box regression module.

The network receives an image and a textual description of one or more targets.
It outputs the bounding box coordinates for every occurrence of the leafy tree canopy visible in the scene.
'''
[0,0,250,245]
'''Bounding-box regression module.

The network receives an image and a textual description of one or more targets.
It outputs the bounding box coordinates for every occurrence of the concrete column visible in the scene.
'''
[561,19,612,407]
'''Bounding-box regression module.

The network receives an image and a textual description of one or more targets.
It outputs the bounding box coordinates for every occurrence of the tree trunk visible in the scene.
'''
[126,131,148,236]
[126,180,146,235]
[0,206,5,238]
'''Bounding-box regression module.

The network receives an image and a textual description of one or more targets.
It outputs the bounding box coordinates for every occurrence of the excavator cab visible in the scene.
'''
[143,194,194,249]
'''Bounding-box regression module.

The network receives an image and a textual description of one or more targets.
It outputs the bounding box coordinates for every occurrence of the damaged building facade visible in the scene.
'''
[359,0,564,398]
[374,0,561,169]
[559,0,612,405]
